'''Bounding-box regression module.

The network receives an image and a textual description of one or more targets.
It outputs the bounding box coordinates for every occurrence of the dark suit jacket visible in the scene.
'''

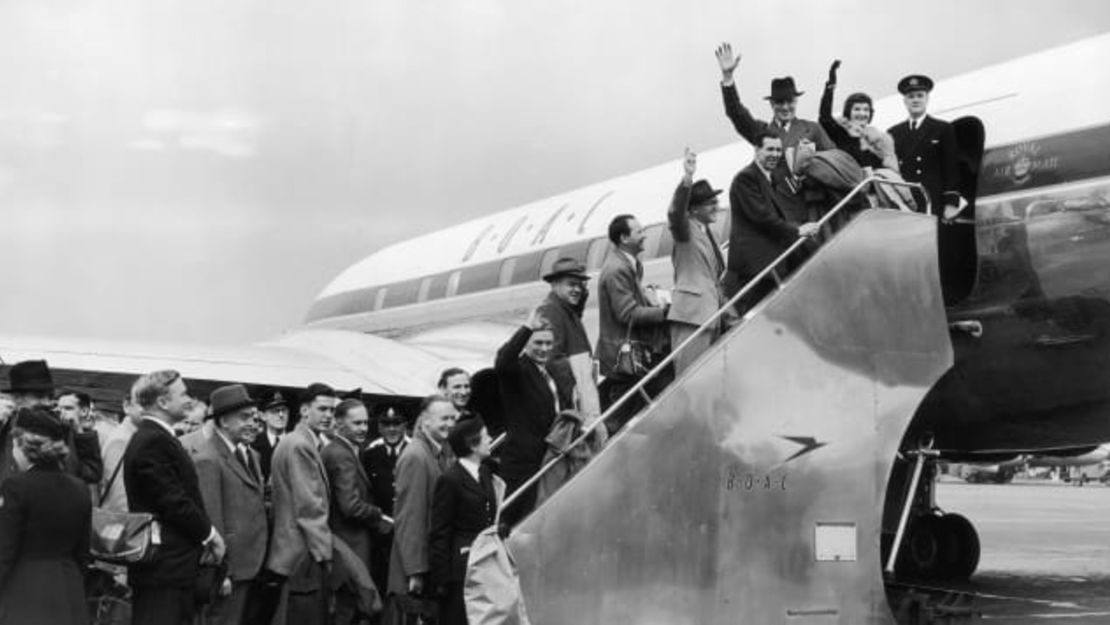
[361,436,408,517]
[534,291,592,396]
[428,462,498,586]
[728,162,809,281]
[322,435,382,571]
[888,115,960,212]
[123,418,212,587]
[667,181,727,327]
[494,326,573,489]
[192,430,268,582]
[597,245,668,378]
[250,430,280,482]
[721,83,834,151]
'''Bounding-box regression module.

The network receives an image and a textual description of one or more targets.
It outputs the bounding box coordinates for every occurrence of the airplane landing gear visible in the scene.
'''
[884,444,982,581]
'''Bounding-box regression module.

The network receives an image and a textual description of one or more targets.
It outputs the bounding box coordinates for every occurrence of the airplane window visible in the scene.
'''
[560,239,591,265]
[586,237,609,270]
[417,278,432,303]
[425,274,449,300]
[499,258,518,287]
[511,250,544,284]
[540,249,561,276]
[384,279,421,308]
[373,288,388,311]
[446,271,461,298]
[457,261,500,295]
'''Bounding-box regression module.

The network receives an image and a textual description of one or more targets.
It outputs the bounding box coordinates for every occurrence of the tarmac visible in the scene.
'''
[931,479,1110,623]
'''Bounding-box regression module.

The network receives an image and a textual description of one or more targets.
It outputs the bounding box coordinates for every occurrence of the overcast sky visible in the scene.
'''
[1,1,1109,345]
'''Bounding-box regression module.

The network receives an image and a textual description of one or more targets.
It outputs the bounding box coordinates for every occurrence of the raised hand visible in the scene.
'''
[683,147,697,183]
[715,43,741,81]
[828,60,841,85]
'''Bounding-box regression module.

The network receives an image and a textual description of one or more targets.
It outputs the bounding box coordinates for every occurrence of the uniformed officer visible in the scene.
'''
[887,74,962,221]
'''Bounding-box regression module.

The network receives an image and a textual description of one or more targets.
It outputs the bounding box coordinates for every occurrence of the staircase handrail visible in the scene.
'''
[500,174,930,515]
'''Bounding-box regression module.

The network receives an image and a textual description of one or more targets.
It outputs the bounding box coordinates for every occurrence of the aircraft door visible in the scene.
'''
[941,116,986,305]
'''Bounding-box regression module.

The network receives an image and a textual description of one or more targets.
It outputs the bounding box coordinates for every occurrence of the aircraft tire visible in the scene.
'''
[937,513,980,580]
[896,514,946,579]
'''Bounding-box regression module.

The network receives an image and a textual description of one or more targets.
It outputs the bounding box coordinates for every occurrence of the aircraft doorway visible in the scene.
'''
[939,116,986,306]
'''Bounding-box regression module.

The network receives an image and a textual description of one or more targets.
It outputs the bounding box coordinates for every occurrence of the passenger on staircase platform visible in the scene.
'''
[726,133,820,316]
[597,214,671,434]
[667,149,732,375]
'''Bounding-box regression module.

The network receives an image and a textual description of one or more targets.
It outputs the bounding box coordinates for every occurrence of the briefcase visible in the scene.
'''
[89,507,161,564]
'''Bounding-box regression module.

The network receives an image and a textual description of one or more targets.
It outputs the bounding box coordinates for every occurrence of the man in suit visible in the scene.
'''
[323,398,389,625]
[251,387,289,482]
[728,134,821,314]
[715,42,834,155]
[438,368,475,418]
[122,369,226,625]
[192,384,268,625]
[667,149,741,374]
[387,395,457,617]
[535,258,601,420]
[429,417,501,625]
[260,382,337,625]
[361,404,409,598]
[494,311,572,524]
[888,74,961,221]
[597,214,670,433]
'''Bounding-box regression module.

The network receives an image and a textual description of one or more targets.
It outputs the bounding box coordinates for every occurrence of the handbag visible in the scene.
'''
[613,318,653,379]
[89,459,161,564]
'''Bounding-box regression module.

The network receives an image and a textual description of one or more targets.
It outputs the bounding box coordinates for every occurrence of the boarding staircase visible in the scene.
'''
[500,178,956,624]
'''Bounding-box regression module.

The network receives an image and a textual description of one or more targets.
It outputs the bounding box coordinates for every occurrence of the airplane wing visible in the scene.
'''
[0,329,450,408]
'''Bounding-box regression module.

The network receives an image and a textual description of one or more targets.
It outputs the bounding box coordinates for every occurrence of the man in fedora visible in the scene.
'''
[535,257,602,421]
[715,42,834,157]
[0,360,102,487]
[192,384,267,625]
[667,149,738,374]
[251,387,289,482]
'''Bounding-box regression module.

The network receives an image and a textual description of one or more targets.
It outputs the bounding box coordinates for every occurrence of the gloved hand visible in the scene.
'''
[827,59,841,86]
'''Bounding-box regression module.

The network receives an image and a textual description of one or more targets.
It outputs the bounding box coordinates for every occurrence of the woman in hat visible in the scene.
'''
[818,60,899,172]
[0,407,92,625]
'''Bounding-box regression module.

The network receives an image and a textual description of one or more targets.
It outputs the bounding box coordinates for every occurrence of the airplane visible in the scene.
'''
[2,30,1109,624]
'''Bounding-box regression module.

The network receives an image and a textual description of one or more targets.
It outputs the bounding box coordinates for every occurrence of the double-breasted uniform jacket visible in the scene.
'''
[361,436,409,517]
[728,162,809,282]
[494,325,574,491]
[666,182,727,328]
[387,428,454,597]
[721,83,835,152]
[266,423,332,587]
[123,418,213,588]
[192,429,268,582]
[428,462,502,587]
[250,430,281,483]
[322,434,382,572]
[597,245,668,378]
[888,115,960,212]
[0,465,92,625]
[534,291,592,396]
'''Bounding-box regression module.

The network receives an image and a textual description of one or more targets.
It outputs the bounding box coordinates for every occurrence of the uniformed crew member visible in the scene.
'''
[887,74,961,220]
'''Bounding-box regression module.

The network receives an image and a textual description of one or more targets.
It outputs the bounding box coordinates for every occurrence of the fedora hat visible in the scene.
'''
[209,384,256,419]
[897,74,934,95]
[542,258,590,283]
[688,179,723,207]
[4,360,54,394]
[765,76,804,101]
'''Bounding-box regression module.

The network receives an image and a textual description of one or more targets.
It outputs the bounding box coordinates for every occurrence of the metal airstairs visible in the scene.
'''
[497,177,959,624]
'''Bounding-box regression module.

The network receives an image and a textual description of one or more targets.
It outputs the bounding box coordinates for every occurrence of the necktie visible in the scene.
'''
[540,366,561,414]
[910,120,918,132]
[635,258,644,280]
[237,445,257,482]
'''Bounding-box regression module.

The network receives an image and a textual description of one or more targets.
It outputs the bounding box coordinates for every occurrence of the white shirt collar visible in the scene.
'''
[756,161,774,182]
[908,114,927,128]
[459,457,482,482]
[142,415,176,437]
[619,249,639,269]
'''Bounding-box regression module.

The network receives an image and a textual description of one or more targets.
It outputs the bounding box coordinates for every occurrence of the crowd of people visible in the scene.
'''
[0,43,968,625]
